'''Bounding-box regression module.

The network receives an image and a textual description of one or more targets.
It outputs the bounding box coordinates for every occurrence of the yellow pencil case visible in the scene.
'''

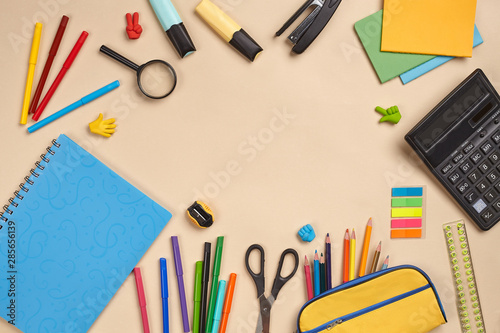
[297,265,447,333]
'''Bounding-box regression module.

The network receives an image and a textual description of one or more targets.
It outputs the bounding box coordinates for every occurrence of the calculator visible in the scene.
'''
[406,69,500,231]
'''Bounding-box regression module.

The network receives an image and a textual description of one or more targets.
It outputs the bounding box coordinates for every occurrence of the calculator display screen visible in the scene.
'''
[417,83,485,149]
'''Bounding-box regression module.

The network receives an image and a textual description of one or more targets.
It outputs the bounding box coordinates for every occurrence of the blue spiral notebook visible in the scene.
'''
[0,134,171,333]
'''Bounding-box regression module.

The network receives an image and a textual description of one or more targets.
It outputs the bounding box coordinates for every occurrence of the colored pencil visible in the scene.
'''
[171,236,190,332]
[381,255,389,270]
[325,234,332,290]
[219,273,237,333]
[200,242,211,333]
[160,259,169,333]
[33,31,88,121]
[370,242,382,274]
[206,236,224,333]
[304,255,313,300]
[343,229,350,283]
[28,15,69,114]
[21,22,43,124]
[313,251,320,297]
[319,254,325,293]
[358,218,372,277]
[193,261,203,333]
[134,267,150,333]
[349,229,356,281]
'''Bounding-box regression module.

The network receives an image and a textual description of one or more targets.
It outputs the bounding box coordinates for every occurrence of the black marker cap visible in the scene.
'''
[166,23,196,58]
[229,29,263,62]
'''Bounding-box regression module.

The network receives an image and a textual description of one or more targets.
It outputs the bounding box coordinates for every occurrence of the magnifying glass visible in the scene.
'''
[99,45,177,99]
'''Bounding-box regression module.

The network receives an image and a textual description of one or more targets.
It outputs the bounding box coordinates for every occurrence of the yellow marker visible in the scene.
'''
[21,23,43,125]
[349,229,356,281]
[195,0,262,61]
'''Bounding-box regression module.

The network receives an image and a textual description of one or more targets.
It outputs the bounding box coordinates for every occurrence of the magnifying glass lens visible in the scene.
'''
[138,61,176,99]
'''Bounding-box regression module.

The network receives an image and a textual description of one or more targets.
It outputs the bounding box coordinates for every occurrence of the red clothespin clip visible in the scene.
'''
[126,12,143,39]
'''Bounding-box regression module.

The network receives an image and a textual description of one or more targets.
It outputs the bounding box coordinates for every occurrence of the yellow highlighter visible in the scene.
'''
[21,22,43,125]
[195,0,262,61]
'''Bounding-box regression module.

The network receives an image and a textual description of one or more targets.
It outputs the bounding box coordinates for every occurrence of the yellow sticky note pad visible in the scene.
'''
[391,208,422,218]
[381,0,477,57]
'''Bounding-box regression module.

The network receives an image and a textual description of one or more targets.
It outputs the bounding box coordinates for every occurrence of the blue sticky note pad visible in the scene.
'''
[400,25,483,84]
[392,187,423,197]
[0,134,171,332]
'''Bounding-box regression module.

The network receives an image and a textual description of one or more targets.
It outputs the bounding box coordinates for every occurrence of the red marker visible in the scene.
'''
[33,31,88,121]
[28,15,69,114]
[134,267,150,333]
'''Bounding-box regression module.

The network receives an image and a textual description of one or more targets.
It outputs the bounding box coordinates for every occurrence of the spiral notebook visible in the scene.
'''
[0,134,172,333]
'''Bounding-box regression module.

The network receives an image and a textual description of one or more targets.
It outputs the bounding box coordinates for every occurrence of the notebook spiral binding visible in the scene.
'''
[0,139,60,229]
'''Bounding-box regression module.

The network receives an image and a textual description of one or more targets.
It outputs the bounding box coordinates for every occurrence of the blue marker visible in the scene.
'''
[149,0,196,58]
[27,80,120,133]
[211,280,226,333]
[160,258,169,333]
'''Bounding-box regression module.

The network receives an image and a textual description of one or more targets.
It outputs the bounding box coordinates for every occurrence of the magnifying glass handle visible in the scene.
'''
[100,45,140,71]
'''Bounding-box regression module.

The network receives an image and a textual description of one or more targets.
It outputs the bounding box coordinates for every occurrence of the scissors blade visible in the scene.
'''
[261,295,274,333]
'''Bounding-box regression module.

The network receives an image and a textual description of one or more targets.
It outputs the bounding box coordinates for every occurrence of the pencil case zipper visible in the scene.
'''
[301,284,431,333]
[296,265,446,333]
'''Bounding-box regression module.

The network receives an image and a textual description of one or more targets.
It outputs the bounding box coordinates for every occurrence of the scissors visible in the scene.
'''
[245,244,299,333]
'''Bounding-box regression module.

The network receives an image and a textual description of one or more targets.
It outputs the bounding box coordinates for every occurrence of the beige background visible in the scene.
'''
[1,0,500,332]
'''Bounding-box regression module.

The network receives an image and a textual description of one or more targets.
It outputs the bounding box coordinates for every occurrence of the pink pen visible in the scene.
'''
[304,255,313,300]
[134,267,150,333]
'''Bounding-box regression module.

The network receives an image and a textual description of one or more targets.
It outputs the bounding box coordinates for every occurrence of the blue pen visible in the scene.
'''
[160,258,169,333]
[313,250,320,297]
[149,0,196,58]
[211,280,226,333]
[27,80,120,133]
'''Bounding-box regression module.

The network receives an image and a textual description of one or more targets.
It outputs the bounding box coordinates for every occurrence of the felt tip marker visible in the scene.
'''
[195,0,262,62]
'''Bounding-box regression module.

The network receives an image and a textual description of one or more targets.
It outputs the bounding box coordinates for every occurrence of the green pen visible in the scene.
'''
[205,236,224,333]
[193,261,203,333]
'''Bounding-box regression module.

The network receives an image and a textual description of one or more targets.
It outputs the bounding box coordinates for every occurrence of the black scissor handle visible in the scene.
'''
[270,248,299,299]
[245,244,265,298]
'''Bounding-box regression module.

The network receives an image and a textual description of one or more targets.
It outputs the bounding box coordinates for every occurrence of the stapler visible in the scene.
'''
[276,0,343,54]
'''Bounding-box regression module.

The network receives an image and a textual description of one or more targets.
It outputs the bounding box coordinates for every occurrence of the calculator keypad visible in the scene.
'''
[442,136,500,228]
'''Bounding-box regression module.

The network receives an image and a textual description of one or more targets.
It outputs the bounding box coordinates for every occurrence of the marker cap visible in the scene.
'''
[166,23,196,58]
[229,29,263,62]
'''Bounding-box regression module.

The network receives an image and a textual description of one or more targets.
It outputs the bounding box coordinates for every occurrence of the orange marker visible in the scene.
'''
[219,273,237,333]
[358,218,372,277]
[342,229,350,283]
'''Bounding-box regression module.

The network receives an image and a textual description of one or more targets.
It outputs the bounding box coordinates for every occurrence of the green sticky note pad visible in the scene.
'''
[392,197,423,207]
[354,10,436,83]
[391,207,423,218]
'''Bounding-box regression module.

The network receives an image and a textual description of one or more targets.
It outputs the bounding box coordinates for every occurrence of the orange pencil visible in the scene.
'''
[359,218,372,277]
[343,229,350,283]
[219,273,237,333]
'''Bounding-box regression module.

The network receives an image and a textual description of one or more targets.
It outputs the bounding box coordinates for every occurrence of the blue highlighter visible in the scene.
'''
[149,0,196,58]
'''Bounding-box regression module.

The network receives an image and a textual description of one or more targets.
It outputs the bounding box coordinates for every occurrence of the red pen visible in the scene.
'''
[28,15,69,114]
[134,267,150,333]
[33,30,88,121]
